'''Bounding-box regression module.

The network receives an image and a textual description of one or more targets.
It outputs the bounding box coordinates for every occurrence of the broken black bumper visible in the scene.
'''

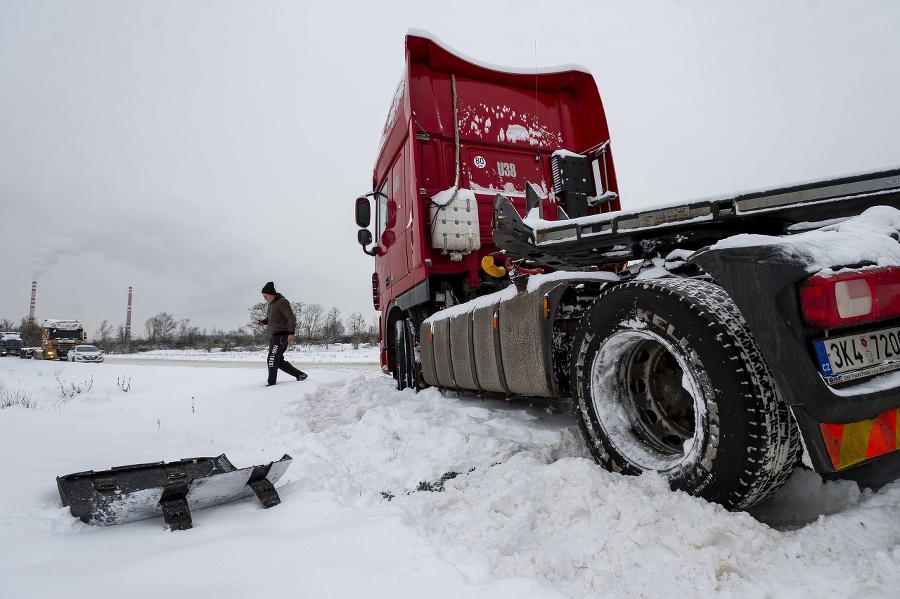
[57,454,292,530]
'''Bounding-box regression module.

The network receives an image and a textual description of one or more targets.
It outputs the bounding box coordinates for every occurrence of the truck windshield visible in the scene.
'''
[1,339,23,348]
[49,330,83,340]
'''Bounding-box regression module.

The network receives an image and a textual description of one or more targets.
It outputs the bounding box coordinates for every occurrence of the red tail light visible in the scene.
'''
[372,273,380,310]
[800,266,900,330]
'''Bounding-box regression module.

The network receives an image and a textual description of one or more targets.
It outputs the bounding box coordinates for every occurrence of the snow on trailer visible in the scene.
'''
[354,29,900,510]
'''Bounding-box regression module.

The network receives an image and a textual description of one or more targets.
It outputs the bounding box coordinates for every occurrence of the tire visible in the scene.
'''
[395,319,416,391]
[571,278,800,510]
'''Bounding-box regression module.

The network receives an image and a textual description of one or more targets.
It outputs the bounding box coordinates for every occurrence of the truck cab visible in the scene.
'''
[0,333,23,357]
[40,319,86,360]
[354,30,620,383]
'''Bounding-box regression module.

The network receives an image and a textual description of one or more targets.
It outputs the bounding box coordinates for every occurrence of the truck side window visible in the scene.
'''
[376,180,389,243]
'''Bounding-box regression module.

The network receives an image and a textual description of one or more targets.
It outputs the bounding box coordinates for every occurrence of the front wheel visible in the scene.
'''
[571,278,800,510]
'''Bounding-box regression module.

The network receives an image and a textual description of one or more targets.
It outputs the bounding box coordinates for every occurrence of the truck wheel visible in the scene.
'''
[395,319,416,391]
[571,278,800,510]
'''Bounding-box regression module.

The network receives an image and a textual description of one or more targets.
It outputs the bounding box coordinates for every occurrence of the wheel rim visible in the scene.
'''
[589,330,703,471]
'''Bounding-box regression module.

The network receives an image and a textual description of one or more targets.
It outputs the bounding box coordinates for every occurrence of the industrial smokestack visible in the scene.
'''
[28,281,36,326]
[125,286,133,341]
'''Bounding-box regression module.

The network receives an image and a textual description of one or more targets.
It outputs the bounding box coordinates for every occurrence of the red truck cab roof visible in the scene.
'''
[376,30,620,205]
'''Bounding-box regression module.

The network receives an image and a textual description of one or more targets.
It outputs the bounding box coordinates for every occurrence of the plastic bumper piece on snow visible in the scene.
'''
[56,453,292,530]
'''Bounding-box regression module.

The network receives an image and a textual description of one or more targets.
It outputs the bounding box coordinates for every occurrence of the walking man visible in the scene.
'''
[259,281,307,386]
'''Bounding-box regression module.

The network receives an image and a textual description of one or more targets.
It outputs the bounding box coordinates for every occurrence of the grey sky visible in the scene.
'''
[2,1,898,338]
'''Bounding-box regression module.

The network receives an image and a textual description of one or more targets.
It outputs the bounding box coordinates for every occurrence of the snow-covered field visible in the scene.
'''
[112,343,381,363]
[1,350,898,598]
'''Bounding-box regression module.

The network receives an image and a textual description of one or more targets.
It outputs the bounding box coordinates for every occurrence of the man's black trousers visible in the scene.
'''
[267,333,302,385]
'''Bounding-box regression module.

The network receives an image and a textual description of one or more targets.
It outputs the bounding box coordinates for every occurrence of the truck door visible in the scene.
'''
[375,155,411,302]
[388,156,410,291]
[374,178,391,307]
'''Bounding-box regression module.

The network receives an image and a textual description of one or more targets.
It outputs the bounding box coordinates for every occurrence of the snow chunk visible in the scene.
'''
[505,124,530,143]
[711,206,900,272]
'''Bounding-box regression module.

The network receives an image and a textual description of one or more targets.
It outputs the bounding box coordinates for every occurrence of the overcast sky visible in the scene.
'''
[1,1,898,337]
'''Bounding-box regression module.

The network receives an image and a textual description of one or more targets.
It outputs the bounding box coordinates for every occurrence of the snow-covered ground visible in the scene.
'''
[112,343,380,363]
[1,351,898,598]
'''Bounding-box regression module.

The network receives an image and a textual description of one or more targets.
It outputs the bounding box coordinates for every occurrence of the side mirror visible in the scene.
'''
[357,228,377,256]
[355,197,371,228]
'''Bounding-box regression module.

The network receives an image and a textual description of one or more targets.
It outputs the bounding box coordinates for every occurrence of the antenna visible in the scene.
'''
[534,40,539,126]
[534,40,540,164]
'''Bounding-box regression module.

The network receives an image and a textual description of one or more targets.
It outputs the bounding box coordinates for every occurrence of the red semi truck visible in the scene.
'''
[354,30,900,509]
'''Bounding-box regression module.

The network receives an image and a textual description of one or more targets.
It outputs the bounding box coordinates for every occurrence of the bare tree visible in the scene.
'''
[159,313,177,343]
[0,318,17,331]
[145,312,177,344]
[95,320,113,349]
[321,307,344,349]
[144,317,156,342]
[369,316,380,345]
[291,301,304,332]
[346,312,367,349]
[301,303,323,344]
[248,301,267,342]
[177,318,200,346]
[17,317,40,347]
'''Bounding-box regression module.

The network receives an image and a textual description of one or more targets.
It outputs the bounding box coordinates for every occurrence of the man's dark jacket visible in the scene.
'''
[262,294,297,336]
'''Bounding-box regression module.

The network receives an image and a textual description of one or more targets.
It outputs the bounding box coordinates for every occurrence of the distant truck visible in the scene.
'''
[0,332,23,357]
[353,31,900,510]
[38,319,86,360]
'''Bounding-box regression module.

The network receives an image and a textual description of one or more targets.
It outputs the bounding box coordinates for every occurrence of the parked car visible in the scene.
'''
[19,347,38,359]
[67,345,104,363]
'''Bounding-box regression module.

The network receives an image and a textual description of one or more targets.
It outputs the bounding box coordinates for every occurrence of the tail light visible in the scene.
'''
[800,266,900,330]
[372,273,380,310]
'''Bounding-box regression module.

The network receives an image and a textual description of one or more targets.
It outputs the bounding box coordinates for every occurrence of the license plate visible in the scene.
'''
[814,325,900,385]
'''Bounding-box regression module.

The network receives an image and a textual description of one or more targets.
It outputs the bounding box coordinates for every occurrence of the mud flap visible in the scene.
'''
[57,454,292,530]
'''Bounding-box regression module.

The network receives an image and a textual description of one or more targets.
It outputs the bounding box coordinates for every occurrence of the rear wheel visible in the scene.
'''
[395,319,416,391]
[571,278,800,510]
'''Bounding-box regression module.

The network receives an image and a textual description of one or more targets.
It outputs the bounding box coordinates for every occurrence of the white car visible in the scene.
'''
[68,345,104,363]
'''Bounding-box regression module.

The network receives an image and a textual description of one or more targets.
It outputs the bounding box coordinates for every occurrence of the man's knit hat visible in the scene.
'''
[261,281,277,295]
